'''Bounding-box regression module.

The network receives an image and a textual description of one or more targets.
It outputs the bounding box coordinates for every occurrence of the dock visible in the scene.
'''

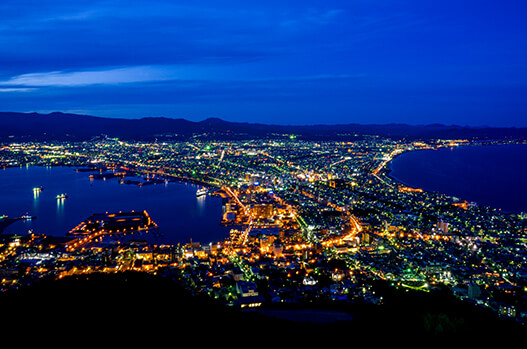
[66,210,159,251]
[0,215,35,233]
[0,217,18,233]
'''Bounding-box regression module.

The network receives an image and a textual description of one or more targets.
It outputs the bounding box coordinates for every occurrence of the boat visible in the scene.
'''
[196,187,209,197]
[33,186,43,192]
[56,193,68,199]
[21,213,35,220]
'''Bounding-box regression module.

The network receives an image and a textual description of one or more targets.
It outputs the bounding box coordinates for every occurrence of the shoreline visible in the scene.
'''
[384,147,434,189]
[0,165,230,245]
[384,143,527,214]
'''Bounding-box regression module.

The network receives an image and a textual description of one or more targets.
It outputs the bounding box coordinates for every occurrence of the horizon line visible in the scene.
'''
[2,110,525,129]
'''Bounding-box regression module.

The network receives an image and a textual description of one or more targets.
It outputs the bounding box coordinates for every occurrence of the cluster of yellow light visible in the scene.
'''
[194,250,208,259]
[412,142,430,148]
[452,201,469,210]
[446,140,469,147]
[393,232,450,242]
[399,186,423,193]
[259,245,270,254]
[0,247,17,269]
[132,262,155,272]
[372,148,405,175]
[240,302,261,309]
[321,238,347,247]
[66,230,105,251]
[1,278,16,286]
[291,243,311,250]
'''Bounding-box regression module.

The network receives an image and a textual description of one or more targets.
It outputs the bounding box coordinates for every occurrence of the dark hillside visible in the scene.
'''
[1,111,526,141]
[0,272,523,343]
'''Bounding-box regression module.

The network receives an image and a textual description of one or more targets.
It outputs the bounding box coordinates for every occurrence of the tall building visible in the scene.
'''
[437,220,449,234]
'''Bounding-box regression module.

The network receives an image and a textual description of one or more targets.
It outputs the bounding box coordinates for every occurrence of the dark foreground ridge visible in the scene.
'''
[1,271,524,343]
[2,111,527,141]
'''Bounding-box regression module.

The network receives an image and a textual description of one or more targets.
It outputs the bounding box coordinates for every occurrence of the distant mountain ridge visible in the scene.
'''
[1,111,526,141]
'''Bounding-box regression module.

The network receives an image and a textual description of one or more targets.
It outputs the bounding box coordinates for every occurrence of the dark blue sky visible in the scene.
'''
[1,0,526,126]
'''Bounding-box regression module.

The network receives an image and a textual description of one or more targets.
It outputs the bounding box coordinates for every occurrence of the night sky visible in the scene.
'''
[1,1,526,126]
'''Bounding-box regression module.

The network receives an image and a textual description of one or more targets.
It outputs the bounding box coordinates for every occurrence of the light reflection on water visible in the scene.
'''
[0,166,230,245]
[196,194,206,215]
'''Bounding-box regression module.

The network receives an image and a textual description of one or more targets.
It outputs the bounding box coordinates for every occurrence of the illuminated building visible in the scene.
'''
[253,204,274,219]
[437,220,449,234]
[235,281,264,309]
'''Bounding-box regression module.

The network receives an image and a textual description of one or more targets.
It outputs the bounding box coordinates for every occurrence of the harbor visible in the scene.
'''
[66,210,160,251]
[0,166,230,245]
[68,210,157,236]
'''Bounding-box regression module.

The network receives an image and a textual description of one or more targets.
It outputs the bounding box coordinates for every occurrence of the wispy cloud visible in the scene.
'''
[0,66,179,87]
[0,64,364,91]
[0,87,36,92]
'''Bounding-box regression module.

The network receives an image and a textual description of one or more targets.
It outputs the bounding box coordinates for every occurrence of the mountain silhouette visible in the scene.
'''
[1,111,526,141]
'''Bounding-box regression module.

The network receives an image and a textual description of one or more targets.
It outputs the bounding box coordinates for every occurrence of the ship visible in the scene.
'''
[56,193,68,199]
[21,213,36,220]
[196,187,209,197]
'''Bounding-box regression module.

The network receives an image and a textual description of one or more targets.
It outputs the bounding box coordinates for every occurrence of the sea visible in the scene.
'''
[0,166,230,245]
[389,143,527,214]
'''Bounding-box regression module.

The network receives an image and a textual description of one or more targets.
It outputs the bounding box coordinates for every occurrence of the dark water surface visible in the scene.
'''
[0,166,230,244]
[389,144,527,214]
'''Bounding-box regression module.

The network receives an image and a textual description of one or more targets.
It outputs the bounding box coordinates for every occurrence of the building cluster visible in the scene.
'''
[1,135,526,324]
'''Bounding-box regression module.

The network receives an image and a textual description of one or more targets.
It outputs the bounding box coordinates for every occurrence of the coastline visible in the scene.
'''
[0,165,230,244]
[383,146,431,190]
[384,143,527,214]
[2,163,220,190]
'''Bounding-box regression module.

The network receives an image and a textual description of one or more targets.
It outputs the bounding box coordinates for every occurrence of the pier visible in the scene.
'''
[66,210,158,251]
[0,216,18,233]
[0,215,37,233]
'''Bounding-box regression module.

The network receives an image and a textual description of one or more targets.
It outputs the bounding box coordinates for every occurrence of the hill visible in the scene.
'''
[1,111,526,141]
[0,272,524,343]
